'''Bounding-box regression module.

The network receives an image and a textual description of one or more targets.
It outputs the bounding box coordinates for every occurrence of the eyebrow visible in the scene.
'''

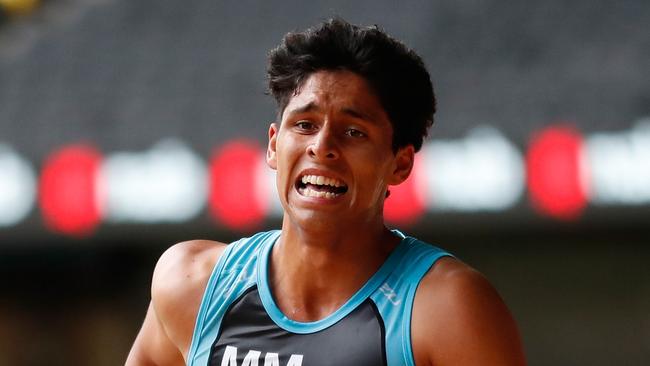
[288,102,319,115]
[341,107,376,123]
[286,102,378,124]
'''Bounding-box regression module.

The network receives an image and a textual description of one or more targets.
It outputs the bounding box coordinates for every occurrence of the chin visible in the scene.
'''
[287,209,346,231]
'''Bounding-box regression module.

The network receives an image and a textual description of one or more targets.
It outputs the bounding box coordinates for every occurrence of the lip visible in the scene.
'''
[294,167,349,201]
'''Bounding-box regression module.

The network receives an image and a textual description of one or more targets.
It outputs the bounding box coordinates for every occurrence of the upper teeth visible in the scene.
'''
[301,175,345,187]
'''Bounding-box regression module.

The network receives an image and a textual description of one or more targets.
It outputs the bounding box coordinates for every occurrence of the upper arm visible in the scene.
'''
[411,258,526,366]
[126,240,227,366]
[125,302,186,366]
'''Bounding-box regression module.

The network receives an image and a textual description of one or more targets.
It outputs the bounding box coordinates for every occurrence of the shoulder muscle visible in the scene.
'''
[126,239,227,365]
[411,257,526,366]
[152,240,227,355]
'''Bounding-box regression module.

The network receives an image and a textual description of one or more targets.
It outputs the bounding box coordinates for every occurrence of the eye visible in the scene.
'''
[295,120,316,131]
[345,128,366,138]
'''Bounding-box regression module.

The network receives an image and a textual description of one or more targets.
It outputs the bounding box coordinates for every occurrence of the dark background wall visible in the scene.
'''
[0,0,649,365]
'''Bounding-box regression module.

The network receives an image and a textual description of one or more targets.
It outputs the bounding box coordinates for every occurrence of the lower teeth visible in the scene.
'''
[300,187,340,198]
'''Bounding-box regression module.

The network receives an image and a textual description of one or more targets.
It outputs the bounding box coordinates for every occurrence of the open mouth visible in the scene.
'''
[296,174,348,199]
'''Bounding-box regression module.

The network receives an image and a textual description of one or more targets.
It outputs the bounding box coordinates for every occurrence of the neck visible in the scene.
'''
[269,216,401,322]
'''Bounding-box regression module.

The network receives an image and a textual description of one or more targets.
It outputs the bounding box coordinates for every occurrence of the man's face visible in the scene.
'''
[266,70,414,229]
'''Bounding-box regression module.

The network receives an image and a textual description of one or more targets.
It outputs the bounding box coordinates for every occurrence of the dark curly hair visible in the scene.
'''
[267,18,435,152]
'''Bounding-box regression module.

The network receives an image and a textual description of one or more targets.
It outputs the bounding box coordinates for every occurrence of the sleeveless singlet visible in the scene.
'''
[187,230,451,366]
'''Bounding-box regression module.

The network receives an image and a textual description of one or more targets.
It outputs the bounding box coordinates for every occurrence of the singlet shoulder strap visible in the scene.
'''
[187,230,281,365]
[371,231,453,366]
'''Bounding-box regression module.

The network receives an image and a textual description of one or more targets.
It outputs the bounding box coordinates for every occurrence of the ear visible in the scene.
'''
[388,145,415,185]
[266,123,279,170]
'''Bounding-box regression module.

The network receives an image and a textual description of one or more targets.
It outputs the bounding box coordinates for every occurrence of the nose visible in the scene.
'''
[307,126,340,160]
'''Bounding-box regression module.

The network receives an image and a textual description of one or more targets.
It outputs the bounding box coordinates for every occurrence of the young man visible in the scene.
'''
[126,19,525,366]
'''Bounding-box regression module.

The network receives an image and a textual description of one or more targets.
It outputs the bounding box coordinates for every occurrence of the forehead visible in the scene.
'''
[282,70,389,123]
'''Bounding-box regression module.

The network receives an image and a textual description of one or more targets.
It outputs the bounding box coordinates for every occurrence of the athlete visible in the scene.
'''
[126,19,526,366]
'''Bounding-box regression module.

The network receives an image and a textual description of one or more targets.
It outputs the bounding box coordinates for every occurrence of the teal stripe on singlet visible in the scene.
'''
[370,231,452,366]
[187,231,279,366]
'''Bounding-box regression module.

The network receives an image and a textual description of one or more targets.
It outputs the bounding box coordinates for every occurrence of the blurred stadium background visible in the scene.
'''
[0,0,649,364]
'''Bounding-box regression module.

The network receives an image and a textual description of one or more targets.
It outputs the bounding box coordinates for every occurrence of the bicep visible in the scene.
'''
[125,302,186,366]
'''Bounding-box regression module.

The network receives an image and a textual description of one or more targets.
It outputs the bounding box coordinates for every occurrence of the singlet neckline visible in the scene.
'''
[256,229,411,334]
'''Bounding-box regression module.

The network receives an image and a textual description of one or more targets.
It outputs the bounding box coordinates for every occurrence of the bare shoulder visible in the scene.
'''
[411,257,526,366]
[151,239,228,356]
[126,239,228,365]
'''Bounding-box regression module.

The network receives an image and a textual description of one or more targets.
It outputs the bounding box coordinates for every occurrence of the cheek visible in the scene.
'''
[275,145,300,188]
[355,155,393,195]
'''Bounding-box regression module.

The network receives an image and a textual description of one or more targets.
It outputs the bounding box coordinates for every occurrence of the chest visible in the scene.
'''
[209,287,387,366]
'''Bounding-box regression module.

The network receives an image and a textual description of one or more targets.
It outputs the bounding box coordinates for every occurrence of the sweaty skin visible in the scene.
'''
[126,71,525,366]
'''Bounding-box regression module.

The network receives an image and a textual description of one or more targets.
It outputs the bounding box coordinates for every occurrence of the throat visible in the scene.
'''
[269,247,379,322]
[269,227,400,321]
[269,244,356,321]
[273,275,350,322]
